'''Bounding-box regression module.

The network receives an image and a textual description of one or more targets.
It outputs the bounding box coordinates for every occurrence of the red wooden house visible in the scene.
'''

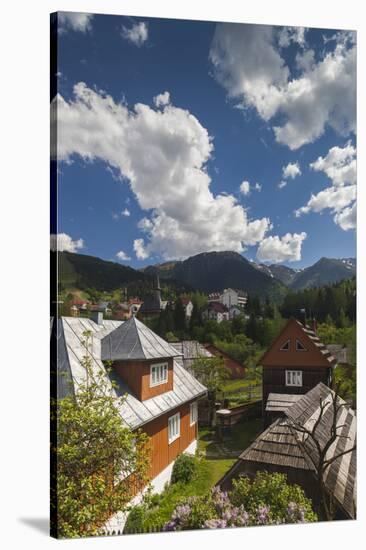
[56,314,206,531]
[204,343,246,379]
[258,318,337,422]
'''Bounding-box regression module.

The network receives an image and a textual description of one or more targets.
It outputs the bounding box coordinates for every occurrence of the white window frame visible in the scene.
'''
[285,370,302,387]
[168,412,180,444]
[190,402,198,426]
[150,362,168,387]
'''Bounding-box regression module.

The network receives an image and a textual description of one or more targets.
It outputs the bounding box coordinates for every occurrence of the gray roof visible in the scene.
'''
[325,344,350,364]
[57,317,206,429]
[239,417,312,471]
[101,316,181,361]
[172,341,212,370]
[250,383,356,518]
[266,393,302,413]
[285,383,356,518]
[139,294,162,313]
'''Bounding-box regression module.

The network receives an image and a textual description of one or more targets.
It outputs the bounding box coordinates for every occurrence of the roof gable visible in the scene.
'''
[259,318,336,368]
[100,316,180,361]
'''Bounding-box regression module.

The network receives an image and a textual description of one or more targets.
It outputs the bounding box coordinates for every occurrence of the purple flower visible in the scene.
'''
[256,505,270,525]
[204,519,227,529]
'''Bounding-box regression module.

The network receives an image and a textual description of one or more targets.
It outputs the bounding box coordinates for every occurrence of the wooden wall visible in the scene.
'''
[260,319,332,369]
[142,400,198,479]
[262,366,331,406]
[113,357,174,401]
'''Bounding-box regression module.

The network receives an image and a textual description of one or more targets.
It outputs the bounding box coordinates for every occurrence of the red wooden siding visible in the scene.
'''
[142,400,198,479]
[113,358,174,401]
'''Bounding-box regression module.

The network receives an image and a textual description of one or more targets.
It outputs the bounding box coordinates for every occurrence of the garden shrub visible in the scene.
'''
[171,453,199,484]
[163,472,317,531]
[230,471,317,523]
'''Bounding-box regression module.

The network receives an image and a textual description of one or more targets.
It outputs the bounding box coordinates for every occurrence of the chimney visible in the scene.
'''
[91,311,103,325]
[312,318,317,334]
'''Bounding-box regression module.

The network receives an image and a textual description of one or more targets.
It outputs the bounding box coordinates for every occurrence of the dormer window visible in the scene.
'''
[150,362,168,387]
[280,340,290,351]
[296,339,307,351]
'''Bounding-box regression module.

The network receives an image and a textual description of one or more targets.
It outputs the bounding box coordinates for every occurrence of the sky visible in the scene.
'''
[51,12,356,269]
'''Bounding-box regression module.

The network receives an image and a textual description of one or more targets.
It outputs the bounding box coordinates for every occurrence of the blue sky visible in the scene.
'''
[52,12,356,268]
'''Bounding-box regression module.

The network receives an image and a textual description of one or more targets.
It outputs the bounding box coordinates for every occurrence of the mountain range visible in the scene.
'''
[144,252,355,295]
[56,250,356,298]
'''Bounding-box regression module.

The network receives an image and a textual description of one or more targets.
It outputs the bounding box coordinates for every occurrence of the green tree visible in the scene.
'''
[230,471,317,523]
[174,297,186,332]
[190,356,229,393]
[52,331,149,538]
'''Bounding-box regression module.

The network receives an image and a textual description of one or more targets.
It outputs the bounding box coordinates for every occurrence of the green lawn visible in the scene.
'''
[124,419,262,533]
[199,417,262,458]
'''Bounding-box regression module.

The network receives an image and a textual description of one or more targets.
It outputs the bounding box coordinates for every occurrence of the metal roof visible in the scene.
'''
[57,316,206,429]
[172,341,213,371]
[100,316,181,361]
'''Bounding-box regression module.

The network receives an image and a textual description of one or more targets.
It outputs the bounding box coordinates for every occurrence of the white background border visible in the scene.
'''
[0,1,364,548]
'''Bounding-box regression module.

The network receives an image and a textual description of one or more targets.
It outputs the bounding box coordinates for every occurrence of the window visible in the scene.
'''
[168,413,180,444]
[150,362,168,387]
[190,402,198,426]
[285,370,302,387]
[280,340,290,351]
[296,339,307,351]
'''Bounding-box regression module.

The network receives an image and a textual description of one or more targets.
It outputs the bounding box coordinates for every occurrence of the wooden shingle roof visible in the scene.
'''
[265,393,302,413]
[239,418,312,471]
[285,383,356,519]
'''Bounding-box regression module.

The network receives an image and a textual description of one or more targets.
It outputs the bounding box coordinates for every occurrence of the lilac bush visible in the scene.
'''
[163,484,314,531]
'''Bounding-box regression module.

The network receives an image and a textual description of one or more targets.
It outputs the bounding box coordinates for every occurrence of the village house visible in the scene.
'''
[228,305,244,320]
[218,382,356,520]
[202,301,229,323]
[55,314,206,532]
[180,297,194,319]
[203,343,246,379]
[258,318,337,423]
[171,340,213,372]
[208,288,247,309]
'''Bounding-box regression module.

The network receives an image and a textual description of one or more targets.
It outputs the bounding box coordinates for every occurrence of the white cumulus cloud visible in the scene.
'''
[257,232,307,263]
[295,143,356,230]
[154,91,170,108]
[53,83,271,261]
[116,250,131,261]
[58,12,93,33]
[121,208,131,217]
[283,162,301,179]
[240,181,250,195]
[50,233,84,252]
[121,22,148,46]
[210,24,356,150]
[134,239,149,260]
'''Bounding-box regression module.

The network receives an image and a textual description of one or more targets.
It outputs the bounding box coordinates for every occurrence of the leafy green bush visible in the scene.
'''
[230,471,317,523]
[171,453,199,484]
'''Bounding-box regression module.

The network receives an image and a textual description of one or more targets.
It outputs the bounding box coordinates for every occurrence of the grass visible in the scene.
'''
[124,458,227,531]
[220,378,258,392]
[125,419,262,532]
[199,417,262,457]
